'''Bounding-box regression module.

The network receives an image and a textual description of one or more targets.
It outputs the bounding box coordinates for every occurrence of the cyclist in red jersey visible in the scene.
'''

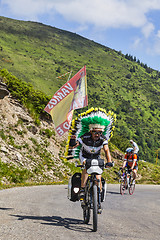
[122,148,138,184]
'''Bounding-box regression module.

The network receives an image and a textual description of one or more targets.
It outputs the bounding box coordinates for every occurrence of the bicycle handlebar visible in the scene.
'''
[105,162,114,167]
[75,161,114,169]
[76,164,84,168]
[119,167,133,172]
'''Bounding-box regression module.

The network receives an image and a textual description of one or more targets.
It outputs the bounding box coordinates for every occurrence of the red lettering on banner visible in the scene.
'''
[65,83,74,91]
[56,127,64,136]
[44,83,74,113]
[54,92,65,101]
[56,117,71,136]
[56,124,68,136]
[63,122,70,130]
[61,88,70,96]
[44,66,88,136]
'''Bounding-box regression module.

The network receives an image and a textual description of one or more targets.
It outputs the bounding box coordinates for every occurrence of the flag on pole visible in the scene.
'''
[56,71,72,79]
[44,66,88,136]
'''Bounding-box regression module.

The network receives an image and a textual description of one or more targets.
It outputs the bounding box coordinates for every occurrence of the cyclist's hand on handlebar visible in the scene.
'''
[119,167,124,171]
[105,162,114,168]
[70,135,76,139]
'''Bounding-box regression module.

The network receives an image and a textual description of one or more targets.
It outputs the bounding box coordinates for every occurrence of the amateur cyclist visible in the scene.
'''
[69,124,113,202]
[121,148,138,185]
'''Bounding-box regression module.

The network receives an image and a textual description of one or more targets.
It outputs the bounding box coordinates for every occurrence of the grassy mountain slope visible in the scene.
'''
[0,16,160,163]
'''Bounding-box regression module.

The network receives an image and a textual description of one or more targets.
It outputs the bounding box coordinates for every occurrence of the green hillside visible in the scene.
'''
[0,16,159,163]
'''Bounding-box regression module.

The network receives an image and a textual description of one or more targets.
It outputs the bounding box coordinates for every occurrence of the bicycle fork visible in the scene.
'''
[89,177,102,211]
[96,179,101,210]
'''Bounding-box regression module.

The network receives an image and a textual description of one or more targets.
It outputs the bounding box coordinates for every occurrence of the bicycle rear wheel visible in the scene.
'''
[93,184,98,232]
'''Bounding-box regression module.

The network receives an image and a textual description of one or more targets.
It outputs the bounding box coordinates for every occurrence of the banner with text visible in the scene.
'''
[44,66,88,136]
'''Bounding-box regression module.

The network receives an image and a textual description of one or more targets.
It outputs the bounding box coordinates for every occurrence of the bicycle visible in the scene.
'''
[118,167,135,195]
[76,159,112,232]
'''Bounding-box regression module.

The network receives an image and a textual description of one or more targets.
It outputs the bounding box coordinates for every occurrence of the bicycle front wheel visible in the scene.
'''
[83,206,90,224]
[83,186,90,224]
[93,184,98,232]
[129,180,135,195]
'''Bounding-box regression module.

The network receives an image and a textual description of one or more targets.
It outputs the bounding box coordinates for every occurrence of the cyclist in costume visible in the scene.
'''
[65,108,116,200]
[122,148,138,184]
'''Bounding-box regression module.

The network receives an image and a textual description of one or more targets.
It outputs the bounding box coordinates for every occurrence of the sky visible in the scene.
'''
[1,0,160,71]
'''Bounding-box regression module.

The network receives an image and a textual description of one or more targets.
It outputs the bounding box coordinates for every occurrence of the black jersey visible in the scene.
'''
[77,132,108,159]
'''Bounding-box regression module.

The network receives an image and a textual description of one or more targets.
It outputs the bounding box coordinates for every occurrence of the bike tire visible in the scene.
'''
[120,182,126,195]
[129,180,135,195]
[93,184,98,232]
[83,186,90,224]
[83,207,90,224]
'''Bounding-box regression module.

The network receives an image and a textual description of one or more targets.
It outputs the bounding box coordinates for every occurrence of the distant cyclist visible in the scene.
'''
[121,148,138,184]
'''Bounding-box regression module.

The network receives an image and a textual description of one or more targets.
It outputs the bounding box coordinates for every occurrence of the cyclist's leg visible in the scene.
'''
[96,175,102,190]
[79,156,88,188]
[81,168,88,188]
[79,169,88,202]
[96,174,102,213]
[132,167,138,180]
[79,157,88,201]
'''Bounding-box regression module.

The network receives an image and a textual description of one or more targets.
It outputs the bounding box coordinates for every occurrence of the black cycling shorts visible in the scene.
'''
[127,165,138,172]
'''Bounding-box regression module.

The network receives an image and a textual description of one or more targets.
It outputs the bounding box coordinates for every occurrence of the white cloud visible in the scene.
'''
[1,0,160,49]
[1,0,160,30]
[54,0,148,28]
[0,0,54,20]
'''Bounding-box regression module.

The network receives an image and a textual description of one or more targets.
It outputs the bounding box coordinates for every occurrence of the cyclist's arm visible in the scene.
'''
[103,144,112,163]
[130,154,137,170]
[130,159,136,170]
[122,160,127,169]
[69,135,80,149]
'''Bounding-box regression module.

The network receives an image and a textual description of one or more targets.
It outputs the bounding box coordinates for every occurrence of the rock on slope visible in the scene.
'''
[0,95,71,185]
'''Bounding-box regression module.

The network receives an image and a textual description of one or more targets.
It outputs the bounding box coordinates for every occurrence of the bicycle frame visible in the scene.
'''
[86,173,102,209]
[119,168,135,195]
[77,158,105,232]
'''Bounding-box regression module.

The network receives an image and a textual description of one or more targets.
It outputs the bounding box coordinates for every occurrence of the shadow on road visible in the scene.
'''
[11,214,92,232]
[0,207,13,211]
[107,191,120,195]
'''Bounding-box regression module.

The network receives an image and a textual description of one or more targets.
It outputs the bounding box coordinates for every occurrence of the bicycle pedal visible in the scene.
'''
[98,209,102,214]
[81,201,86,207]
[80,197,84,201]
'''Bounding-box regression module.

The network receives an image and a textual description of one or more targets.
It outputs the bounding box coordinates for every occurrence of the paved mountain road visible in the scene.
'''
[0,184,159,240]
